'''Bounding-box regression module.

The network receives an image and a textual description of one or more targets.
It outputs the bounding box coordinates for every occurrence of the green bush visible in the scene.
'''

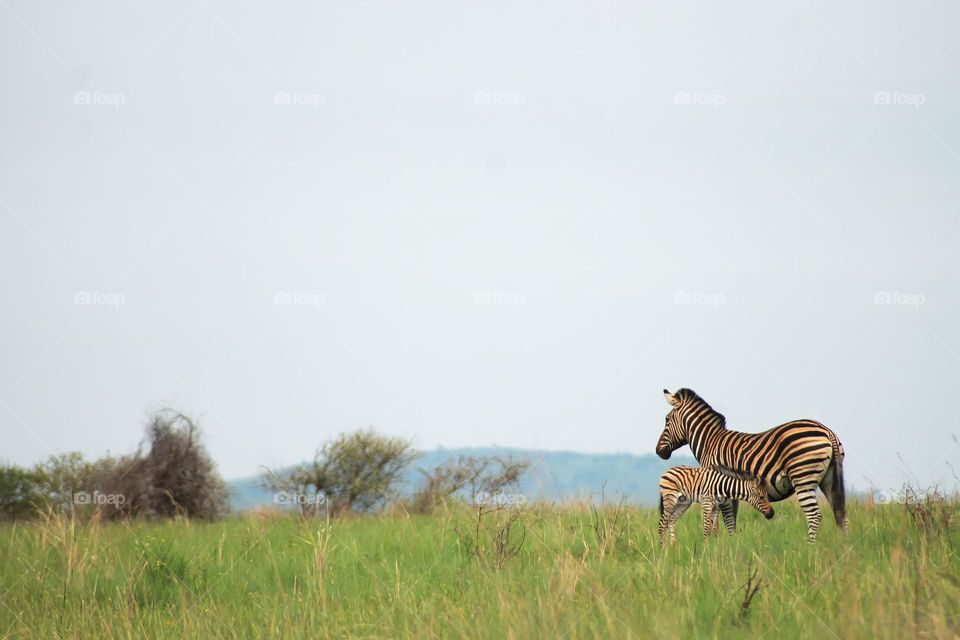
[33,451,118,514]
[0,464,47,520]
[264,428,419,515]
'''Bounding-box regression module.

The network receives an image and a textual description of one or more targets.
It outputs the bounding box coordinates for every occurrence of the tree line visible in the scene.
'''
[0,410,528,521]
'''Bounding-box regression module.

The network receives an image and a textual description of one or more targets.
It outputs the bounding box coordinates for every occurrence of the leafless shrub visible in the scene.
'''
[491,509,526,568]
[261,465,327,518]
[455,503,527,569]
[410,455,529,514]
[101,410,228,520]
[738,566,762,621]
[901,483,958,539]
[590,482,627,559]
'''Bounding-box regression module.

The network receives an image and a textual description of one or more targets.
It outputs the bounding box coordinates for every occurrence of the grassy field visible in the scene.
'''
[1,498,958,639]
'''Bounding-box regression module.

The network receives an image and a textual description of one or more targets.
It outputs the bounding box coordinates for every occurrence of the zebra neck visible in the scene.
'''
[729,481,751,501]
[687,415,726,462]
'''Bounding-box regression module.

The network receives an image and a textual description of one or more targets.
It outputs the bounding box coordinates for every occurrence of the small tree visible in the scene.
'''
[264,428,418,516]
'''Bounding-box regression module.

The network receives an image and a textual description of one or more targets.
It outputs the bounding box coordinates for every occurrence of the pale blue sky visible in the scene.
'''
[2,1,959,493]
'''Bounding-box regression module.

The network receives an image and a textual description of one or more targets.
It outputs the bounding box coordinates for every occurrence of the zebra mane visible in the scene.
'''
[676,388,727,429]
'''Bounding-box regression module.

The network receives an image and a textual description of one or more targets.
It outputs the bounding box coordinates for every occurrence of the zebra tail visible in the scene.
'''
[658,493,664,518]
[829,435,846,527]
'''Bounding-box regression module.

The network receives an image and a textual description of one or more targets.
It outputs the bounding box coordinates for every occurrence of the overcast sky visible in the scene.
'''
[2,1,959,492]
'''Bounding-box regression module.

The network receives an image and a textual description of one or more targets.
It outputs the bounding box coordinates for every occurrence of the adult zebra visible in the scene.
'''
[655,388,846,543]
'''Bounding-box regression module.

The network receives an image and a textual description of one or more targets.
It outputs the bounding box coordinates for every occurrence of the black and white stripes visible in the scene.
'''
[656,388,847,543]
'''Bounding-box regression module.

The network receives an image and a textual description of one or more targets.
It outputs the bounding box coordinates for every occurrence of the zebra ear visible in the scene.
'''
[663,389,680,407]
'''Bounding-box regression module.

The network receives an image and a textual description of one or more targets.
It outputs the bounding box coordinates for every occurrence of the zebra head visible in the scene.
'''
[656,388,687,459]
[656,388,726,460]
[745,476,775,519]
[714,464,776,520]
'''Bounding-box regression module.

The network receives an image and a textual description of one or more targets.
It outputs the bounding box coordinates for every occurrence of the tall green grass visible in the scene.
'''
[1,499,958,639]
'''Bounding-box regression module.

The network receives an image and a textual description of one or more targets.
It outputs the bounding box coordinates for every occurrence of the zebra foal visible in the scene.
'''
[658,465,774,544]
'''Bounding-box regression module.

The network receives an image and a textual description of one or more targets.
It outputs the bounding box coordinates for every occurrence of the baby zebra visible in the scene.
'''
[658,466,774,543]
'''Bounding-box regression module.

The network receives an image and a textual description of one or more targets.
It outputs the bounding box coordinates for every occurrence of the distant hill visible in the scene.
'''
[227,447,695,510]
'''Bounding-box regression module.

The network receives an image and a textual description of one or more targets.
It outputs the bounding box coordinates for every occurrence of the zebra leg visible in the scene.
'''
[701,500,715,540]
[658,497,674,545]
[796,485,823,543]
[718,500,737,535]
[708,507,720,536]
[666,501,690,544]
